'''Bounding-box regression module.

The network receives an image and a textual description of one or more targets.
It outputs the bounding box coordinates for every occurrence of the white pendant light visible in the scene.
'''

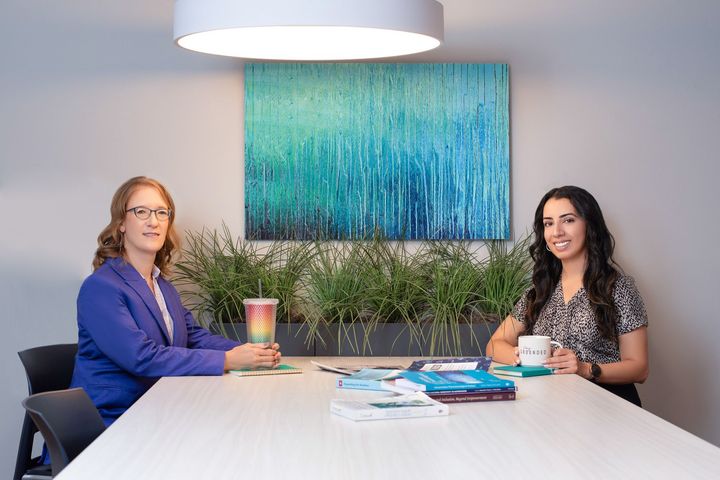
[174,0,444,61]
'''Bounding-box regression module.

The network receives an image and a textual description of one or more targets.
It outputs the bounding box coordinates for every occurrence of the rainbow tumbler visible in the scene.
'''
[243,298,278,345]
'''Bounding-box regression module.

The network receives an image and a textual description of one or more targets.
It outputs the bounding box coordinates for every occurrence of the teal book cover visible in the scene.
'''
[336,368,403,391]
[493,365,553,377]
[396,370,514,392]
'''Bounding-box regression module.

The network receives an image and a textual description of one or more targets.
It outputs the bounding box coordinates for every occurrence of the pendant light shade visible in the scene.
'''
[174,0,444,60]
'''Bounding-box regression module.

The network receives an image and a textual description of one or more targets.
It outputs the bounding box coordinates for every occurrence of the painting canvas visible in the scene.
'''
[245,63,509,240]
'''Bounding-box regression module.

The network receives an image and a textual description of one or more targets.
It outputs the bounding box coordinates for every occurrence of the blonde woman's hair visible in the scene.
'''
[93,176,179,275]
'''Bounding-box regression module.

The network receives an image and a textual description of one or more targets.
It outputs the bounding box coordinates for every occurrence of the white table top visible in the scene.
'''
[57,357,720,479]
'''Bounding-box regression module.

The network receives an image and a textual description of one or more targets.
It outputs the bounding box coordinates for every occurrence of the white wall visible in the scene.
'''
[0,1,246,474]
[1,0,719,475]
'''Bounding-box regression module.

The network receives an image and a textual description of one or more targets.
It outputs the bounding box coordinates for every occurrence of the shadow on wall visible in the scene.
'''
[2,9,240,85]
[641,298,717,445]
[0,263,81,473]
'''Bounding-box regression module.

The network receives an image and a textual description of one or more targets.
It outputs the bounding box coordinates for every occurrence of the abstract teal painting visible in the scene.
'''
[245,63,509,240]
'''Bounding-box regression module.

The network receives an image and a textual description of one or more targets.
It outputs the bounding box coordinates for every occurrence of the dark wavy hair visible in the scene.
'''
[524,186,620,340]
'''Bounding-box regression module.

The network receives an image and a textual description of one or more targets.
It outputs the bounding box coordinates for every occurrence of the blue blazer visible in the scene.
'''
[70,257,239,424]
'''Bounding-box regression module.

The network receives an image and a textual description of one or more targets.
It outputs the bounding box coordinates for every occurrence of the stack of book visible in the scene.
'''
[324,357,516,403]
[326,358,518,421]
[393,370,516,403]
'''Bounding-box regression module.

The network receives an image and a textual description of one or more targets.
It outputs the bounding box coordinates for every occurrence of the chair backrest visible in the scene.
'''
[18,343,78,395]
[14,343,78,480]
[22,388,106,477]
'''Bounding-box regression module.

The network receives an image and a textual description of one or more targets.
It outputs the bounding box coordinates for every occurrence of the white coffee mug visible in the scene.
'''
[518,335,563,366]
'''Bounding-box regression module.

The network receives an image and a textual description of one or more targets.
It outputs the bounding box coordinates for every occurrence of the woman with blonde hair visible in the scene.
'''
[70,176,281,424]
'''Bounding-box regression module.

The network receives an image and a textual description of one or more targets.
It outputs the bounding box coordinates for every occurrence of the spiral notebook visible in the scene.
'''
[229,364,302,377]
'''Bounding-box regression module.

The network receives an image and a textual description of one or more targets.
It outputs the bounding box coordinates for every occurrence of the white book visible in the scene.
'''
[311,360,406,375]
[330,392,449,421]
[310,360,357,375]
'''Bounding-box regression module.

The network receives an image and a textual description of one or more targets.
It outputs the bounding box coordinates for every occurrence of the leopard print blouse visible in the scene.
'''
[511,274,648,363]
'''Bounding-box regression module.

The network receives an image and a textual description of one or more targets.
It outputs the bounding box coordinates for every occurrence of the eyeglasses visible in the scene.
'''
[126,206,172,222]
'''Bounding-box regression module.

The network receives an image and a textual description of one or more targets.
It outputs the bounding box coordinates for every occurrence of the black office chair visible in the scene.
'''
[21,388,106,477]
[14,343,78,480]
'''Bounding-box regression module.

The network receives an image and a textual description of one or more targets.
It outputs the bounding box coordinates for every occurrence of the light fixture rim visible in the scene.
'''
[174,0,444,60]
[176,27,442,61]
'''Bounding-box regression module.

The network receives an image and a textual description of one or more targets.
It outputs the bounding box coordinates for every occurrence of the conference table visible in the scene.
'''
[57,357,720,479]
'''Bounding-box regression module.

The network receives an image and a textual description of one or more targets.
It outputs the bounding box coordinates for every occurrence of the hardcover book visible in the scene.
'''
[408,357,492,372]
[330,392,449,421]
[396,370,515,392]
[229,364,302,377]
[493,365,554,377]
[383,381,516,395]
[428,390,516,403]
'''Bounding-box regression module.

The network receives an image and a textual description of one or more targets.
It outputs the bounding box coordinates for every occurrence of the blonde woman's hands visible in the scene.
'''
[224,343,282,371]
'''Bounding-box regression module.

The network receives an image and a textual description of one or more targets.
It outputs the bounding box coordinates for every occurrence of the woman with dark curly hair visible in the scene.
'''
[487,186,648,405]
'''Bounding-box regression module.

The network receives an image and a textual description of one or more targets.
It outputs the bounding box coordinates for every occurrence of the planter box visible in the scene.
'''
[213,322,497,357]
[315,323,496,357]
[212,323,315,356]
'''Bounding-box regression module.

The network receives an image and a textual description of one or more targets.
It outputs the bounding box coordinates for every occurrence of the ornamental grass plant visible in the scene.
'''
[174,224,315,340]
[477,234,533,321]
[415,241,485,355]
[353,235,427,354]
[175,225,532,356]
[301,241,373,352]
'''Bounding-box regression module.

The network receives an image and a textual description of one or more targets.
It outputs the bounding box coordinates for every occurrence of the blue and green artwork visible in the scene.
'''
[245,63,509,240]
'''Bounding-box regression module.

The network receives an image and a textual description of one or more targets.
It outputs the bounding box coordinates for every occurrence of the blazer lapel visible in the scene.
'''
[108,257,173,345]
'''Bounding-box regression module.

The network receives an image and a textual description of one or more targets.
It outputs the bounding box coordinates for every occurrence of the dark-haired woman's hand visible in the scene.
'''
[544,348,579,374]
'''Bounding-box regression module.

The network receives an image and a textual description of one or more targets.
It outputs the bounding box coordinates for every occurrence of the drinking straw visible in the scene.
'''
[258,279,263,298]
